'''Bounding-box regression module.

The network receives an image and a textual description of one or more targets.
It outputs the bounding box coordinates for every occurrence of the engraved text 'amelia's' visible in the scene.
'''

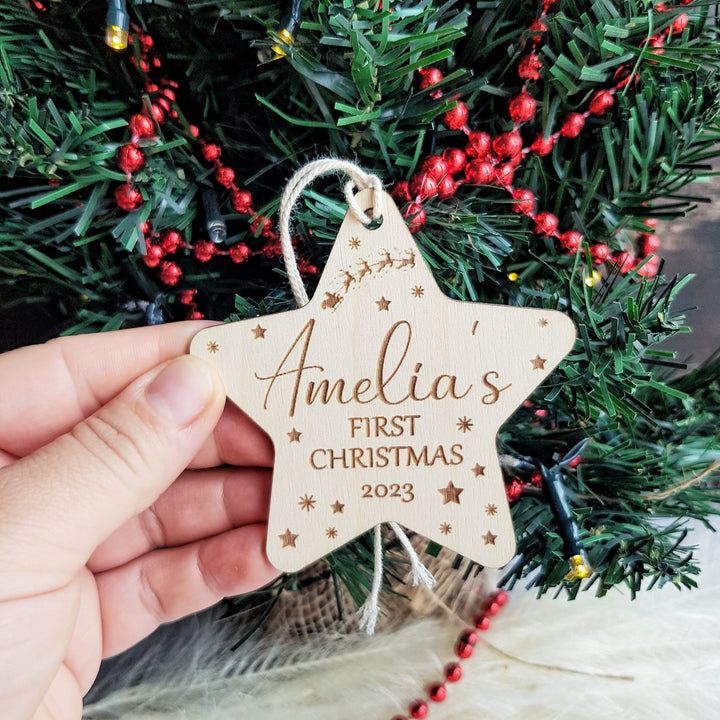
[254,319,511,417]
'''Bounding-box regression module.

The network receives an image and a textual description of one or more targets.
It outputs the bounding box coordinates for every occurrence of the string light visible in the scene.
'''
[584,269,602,287]
[105,0,129,51]
[507,271,519,282]
[272,0,303,57]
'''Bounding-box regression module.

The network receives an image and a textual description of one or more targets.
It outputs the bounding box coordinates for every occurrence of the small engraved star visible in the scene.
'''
[472,464,486,477]
[438,481,464,505]
[252,324,266,339]
[482,530,497,545]
[348,236,361,249]
[412,285,425,298]
[485,504,498,516]
[376,296,391,311]
[331,500,345,514]
[538,318,548,327]
[206,340,219,354]
[440,522,452,535]
[530,354,547,370]
[298,494,316,512]
[457,416,473,433]
[326,527,338,539]
[287,428,302,443]
[279,529,298,548]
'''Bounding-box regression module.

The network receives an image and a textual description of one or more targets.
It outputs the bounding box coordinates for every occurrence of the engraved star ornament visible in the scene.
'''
[191,189,576,572]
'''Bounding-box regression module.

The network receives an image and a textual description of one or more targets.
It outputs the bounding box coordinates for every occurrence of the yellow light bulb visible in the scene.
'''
[565,553,592,580]
[272,28,295,58]
[507,272,519,282]
[105,25,129,50]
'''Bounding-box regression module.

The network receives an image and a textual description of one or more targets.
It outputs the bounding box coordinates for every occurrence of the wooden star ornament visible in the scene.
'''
[191,189,576,572]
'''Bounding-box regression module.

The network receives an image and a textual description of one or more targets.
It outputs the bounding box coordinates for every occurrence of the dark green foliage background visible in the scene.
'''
[1,0,719,603]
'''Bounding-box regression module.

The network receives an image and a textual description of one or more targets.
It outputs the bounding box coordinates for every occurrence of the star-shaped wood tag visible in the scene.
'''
[191,189,576,572]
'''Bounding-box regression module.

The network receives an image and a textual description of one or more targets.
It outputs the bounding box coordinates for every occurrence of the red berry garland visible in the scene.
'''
[390,589,509,719]
[112,24,318,318]
[391,0,684,276]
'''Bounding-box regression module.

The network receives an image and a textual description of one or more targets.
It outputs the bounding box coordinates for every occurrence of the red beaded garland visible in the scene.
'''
[506,479,524,502]
[250,215,274,237]
[518,53,542,80]
[508,91,537,123]
[492,131,522,159]
[560,112,586,138]
[231,189,254,213]
[464,159,495,186]
[409,173,438,201]
[229,242,251,263]
[442,101,469,130]
[178,289,197,304]
[437,175,457,200]
[186,309,204,320]
[530,132,555,156]
[159,260,182,286]
[201,142,222,162]
[403,202,427,233]
[465,130,491,159]
[533,211,559,237]
[160,229,183,253]
[444,663,463,683]
[588,89,615,116]
[391,180,412,204]
[557,229,582,253]
[142,244,165,268]
[459,630,478,646]
[528,18,547,41]
[428,683,447,702]
[418,66,443,90]
[128,113,155,138]
[116,144,146,173]
[441,147,467,174]
[215,165,236,188]
[150,103,166,124]
[455,640,474,659]
[638,233,660,255]
[494,163,515,187]
[474,614,491,631]
[409,700,429,719]
[511,188,535,215]
[194,240,216,263]
[114,183,143,211]
[590,243,609,264]
[672,13,688,33]
[494,590,509,606]
[420,155,449,180]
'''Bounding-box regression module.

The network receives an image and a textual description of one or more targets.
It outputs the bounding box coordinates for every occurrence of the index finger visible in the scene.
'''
[0,322,274,467]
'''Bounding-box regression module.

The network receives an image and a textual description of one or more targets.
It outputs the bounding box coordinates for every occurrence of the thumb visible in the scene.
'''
[0,355,225,596]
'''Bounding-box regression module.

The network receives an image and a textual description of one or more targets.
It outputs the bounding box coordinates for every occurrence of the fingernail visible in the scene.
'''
[146,356,215,426]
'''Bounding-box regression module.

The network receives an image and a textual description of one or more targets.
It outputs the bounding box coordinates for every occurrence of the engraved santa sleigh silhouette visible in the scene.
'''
[191,189,576,573]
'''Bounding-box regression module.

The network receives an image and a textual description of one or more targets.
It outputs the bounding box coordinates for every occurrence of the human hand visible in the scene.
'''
[0,322,279,720]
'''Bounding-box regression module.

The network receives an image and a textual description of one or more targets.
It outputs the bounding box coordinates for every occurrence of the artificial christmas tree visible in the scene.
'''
[1,0,719,715]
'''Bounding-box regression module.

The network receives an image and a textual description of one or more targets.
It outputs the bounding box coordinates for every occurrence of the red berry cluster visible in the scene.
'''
[395,1,692,280]
[113,26,317,315]
[390,590,508,720]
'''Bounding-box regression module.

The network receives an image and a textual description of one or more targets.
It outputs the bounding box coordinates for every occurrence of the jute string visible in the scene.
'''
[277,159,435,634]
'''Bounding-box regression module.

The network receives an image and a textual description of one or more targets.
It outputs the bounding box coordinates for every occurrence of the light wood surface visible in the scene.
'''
[191,189,576,572]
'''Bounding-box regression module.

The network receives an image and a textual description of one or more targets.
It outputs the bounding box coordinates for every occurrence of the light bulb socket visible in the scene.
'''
[106,0,130,50]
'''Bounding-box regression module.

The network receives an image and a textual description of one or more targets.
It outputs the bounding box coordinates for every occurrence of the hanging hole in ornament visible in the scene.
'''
[364,208,384,230]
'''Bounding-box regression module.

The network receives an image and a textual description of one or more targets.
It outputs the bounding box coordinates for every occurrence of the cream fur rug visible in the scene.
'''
[84,525,720,720]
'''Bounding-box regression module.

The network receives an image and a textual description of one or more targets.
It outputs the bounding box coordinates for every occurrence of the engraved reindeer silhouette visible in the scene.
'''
[340,269,356,294]
[356,259,373,282]
[397,249,416,269]
[376,250,394,271]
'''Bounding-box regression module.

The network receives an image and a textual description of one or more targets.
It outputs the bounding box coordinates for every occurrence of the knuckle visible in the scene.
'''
[69,412,151,483]
[138,561,169,624]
